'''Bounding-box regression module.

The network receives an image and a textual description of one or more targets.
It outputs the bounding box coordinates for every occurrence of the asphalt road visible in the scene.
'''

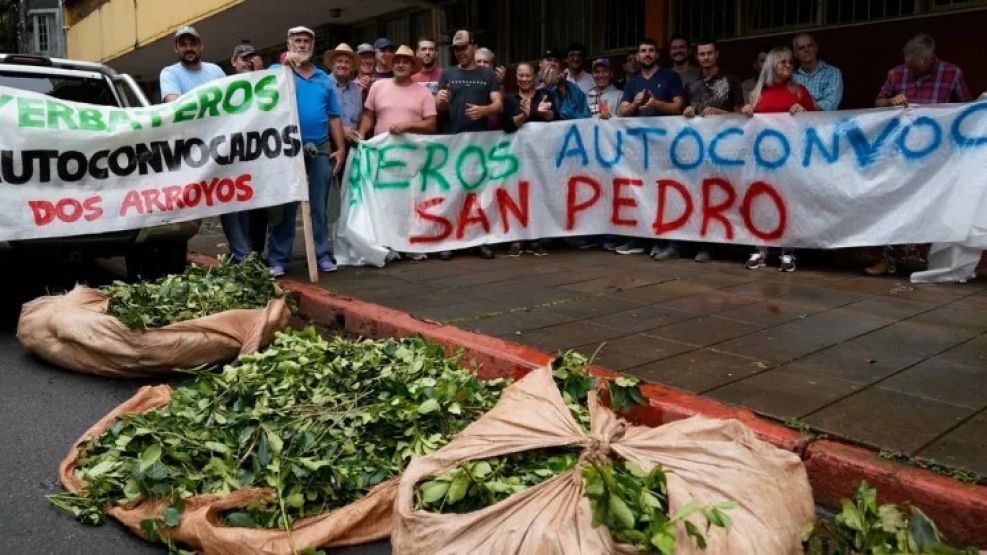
[0,258,389,554]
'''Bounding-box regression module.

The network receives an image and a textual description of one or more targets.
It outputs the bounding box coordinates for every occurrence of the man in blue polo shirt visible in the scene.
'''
[267,25,346,277]
[616,37,684,257]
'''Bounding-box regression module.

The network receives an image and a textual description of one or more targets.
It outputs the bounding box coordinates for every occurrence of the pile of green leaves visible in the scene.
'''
[416,447,581,514]
[102,254,285,329]
[805,482,977,554]
[583,460,735,554]
[416,351,734,553]
[49,328,508,534]
[550,351,647,429]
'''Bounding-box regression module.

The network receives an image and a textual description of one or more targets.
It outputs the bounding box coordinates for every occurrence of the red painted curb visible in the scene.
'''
[805,440,987,548]
[187,253,987,547]
[633,382,812,454]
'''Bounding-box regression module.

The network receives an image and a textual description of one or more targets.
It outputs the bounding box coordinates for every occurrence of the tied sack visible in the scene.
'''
[59,385,396,555]
[394,365,815,554]
[17,285,289,377]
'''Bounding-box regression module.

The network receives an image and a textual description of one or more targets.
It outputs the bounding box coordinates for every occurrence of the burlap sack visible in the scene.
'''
[59,385,396,555]
[17,285,289,377]
[393,366,815,554]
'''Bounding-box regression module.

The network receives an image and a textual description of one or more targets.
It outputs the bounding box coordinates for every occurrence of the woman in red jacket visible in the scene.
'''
[740,46,816,272]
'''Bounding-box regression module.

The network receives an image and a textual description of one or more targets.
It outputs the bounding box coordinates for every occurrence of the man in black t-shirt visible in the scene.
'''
[683,39,743,117]
[437,30,503,133]
[435,29,504,260]
[671,38,744,264]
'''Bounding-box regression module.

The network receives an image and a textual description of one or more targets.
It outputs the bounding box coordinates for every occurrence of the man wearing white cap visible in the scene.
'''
[266,26,347,277]
[159,26,253,262]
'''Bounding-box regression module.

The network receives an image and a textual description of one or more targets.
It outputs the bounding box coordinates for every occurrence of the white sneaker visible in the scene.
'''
[745,252,766,269]
[615,242,645,255]
[779,254,797,272]
[404,252,427,261]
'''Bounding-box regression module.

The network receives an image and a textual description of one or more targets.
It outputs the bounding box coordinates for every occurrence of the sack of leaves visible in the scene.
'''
[394,363,815,554]
[16,255,290,377]
[53,329,509,554]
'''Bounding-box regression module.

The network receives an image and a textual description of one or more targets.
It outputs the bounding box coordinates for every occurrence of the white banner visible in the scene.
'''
[0,69,307,241]
[335,98,987,267]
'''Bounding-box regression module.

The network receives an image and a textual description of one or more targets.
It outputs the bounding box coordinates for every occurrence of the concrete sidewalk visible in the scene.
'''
[193,228,987,478]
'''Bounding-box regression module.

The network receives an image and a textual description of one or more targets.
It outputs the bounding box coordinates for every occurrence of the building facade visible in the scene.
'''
[61,0,984,107]
[21,0,66,58]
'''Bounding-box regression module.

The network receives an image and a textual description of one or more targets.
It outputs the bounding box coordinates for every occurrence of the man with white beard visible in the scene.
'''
[266,26,347,277]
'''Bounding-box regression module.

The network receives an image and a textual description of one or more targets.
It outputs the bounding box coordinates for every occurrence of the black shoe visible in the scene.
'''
[507,242,522,257]
[438,250,454,261]
[477,245,495,259]
[530,242,548,257]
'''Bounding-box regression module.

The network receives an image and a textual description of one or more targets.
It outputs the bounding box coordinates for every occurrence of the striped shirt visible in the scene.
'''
[878,60,972,105]
[793,61,843,111]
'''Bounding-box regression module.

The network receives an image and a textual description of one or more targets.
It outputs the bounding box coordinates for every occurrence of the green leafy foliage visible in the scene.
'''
[102,254,286,329]
[415,447,581,513]
[416,353,732,552]
[49,328,508,538]
[583,461,735,554]
[550,350,646,427]
[806,482,977,554]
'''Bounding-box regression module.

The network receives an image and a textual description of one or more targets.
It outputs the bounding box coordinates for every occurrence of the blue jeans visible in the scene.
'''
[220,211,252,262]
[267,153,332,268]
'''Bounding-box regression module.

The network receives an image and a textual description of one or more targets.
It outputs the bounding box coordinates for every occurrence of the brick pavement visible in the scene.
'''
[193,228,987,476]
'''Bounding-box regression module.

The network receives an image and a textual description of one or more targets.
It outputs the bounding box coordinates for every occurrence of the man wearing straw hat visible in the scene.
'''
[266,25,346,277]
[323,43,363,235]
[357,45,437,138]
[324,43,363,143]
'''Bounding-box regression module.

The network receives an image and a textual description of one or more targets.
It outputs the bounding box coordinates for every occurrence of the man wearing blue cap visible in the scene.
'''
[266,25,347,278]
[373,37,396,79]
[588,58,622,119]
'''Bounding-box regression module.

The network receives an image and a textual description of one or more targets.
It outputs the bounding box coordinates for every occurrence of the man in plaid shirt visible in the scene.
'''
[875,33,971,107]
[866,32,973,277]
[792,33,843,111]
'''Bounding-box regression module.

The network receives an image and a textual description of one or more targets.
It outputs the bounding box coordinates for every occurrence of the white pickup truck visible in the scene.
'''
[0,53,198,278]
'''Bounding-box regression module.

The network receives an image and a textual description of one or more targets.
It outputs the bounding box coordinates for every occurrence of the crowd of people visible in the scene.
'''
[158,24,975,276]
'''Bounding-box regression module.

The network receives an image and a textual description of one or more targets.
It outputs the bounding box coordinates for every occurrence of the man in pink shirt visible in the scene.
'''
[411,37,442,94]
[358,44,437,137]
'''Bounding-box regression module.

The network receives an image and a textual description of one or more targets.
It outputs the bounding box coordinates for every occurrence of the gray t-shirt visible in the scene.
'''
[439,65,498,133]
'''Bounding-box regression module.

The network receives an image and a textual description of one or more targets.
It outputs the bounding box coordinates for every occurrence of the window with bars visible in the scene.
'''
[674,0,987,39]
[348,0,645,66]
[674,0,737,40]
[500,0,645,64]
[746,0,819,33]
[545,0,593,52]
[826,0,917,24]
[504,0,542,62]
[601,0,646,51]
[32,13,56,54]
[932,0,987,8]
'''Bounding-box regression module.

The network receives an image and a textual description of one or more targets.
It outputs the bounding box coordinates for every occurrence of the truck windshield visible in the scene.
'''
[0,72,117,106]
